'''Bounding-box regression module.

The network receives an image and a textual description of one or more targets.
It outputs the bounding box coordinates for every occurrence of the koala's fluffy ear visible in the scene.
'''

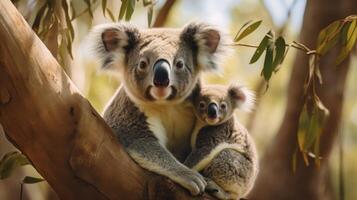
[228,84,255,112]
[88,23,140,71]
[180,22,231,71]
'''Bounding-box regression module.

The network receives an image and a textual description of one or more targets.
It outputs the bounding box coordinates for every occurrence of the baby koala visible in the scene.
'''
[184,84,258,200]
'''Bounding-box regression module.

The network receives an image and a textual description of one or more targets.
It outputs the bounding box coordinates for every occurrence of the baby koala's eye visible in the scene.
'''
[175,60,184,70]
[138,59,148,71]
[220,102,227,110]
[199,101,206,109]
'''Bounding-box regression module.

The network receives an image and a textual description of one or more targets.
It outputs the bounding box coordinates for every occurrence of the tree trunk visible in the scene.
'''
[250,0,357,199]
[0,1,214,199]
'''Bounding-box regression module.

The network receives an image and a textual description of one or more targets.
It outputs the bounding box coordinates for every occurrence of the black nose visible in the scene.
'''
[153,59,170,87]
[207,103,218,118]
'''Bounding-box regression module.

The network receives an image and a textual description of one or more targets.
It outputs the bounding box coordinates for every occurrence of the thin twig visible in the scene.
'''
[20,183,23,200]
[227,43,259,48]
[227,42,319,56]
[339,128,345,200]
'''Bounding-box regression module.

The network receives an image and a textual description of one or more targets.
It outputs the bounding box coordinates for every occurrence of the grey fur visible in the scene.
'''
[185,85,258,199]
[89,22,231,195]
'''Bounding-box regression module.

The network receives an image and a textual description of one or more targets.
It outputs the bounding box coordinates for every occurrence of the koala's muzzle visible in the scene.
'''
[207,103,218,119]
[153,59,170,88]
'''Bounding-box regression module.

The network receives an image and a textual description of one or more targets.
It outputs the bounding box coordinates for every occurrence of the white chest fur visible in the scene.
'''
[138,102,196,156]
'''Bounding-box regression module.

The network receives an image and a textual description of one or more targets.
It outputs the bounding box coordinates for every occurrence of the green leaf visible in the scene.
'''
[317,20,343,55]
[249,32,271,64]
[234,20,262,42]
[297,105,309,151]
[305,55,316,91]
[233,20,252,41]
[272,36,286,69]
[119,0,128,20]
[106,8,116,22]
[125,0,136,21]
[0,152,30,179]
[22,176,44,184]
[84,0,93,18]
[340,21,351,45]
[66,31,73,59]
[102,0,107,16]
[262,42,274,81]
[143,0,152,7]
[70,1,76,21]
[61,0,74,40]
[32,2,48,33]
[147,5,153,27]
[335,19,357,65]
[317,21,340,46]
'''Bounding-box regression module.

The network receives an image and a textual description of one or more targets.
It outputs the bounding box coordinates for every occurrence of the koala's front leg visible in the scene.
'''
[205,178,233,200]
[184,146,213,171]
[126,137,207,195]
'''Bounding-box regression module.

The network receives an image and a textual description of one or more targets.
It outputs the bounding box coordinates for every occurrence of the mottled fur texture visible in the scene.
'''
[89,22,230,195]
[185,84,258,199]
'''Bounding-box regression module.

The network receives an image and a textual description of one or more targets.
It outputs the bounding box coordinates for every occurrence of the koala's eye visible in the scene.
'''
[199,101,206,109]
[220,102,227,110]
[138,59,148,71]
[175,60,184,69]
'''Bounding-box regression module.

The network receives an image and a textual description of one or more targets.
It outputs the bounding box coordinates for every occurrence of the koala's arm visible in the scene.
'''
[184,145,214,171]
[104,89,206,195]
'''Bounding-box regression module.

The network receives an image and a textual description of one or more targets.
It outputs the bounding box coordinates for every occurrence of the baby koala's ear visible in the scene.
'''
[228,84,255,112]
[87,23,140,71]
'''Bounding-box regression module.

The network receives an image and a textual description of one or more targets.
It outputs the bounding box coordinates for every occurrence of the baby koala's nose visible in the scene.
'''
[207,103,218,119]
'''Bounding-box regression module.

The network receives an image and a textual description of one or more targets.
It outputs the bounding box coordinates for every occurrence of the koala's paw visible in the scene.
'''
[205,179,232,200]
[175,168,207,196]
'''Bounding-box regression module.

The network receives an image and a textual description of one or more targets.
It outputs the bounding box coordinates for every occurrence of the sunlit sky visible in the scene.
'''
[179,0,306,32]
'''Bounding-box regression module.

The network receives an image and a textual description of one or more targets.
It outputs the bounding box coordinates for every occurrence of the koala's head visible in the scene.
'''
[89,22,229,105]
[192,84,254,125]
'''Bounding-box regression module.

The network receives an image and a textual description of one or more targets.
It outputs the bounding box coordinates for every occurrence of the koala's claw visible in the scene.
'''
[175,168,207,195]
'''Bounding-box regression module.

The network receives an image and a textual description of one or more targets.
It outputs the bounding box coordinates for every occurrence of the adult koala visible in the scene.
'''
[89,22,229,195]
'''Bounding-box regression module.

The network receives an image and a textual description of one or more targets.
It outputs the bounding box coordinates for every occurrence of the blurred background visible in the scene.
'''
[0,0,356,199]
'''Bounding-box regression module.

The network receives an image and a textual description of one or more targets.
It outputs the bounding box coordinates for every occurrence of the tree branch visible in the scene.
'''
[0,1,214,199]
[153,0,176,27]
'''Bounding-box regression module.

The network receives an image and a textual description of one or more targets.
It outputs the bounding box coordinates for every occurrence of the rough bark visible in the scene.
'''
[0,1,214,199]
[249,0,357,199]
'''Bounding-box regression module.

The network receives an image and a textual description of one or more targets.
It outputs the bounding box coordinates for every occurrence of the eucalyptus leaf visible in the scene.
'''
[234,20,262,42]
[22,176,45,184]
[233,20,252,41]
[272,36,286,69]
[32,2,48,33]
[147,5,153,27]
[84,0,93,18]
[317,21,341,46]
[119,0,128,20]
[125,0,136,21]
[102,0,107,16]
[317,20,343,55]
[335,19,357,65]
[249,32,271,64]
[262,42,274,81]
[297,105,309,151]
[106,8,116,22]
[0,152,29,179]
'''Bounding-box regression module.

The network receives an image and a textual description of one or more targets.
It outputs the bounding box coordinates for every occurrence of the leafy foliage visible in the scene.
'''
[0,151,29,179]
[22,176,45,184]
[233,16,356,167]
[0,151,44,187]
[234,20,262,42]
